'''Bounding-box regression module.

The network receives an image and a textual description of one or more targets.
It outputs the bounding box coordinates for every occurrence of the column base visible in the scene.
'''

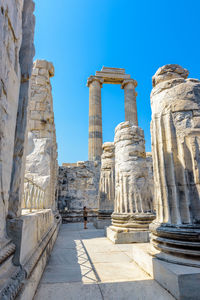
[94,218,111,229]
[132,243,200,300]
[106,226,150,244]
[150,222,200,264]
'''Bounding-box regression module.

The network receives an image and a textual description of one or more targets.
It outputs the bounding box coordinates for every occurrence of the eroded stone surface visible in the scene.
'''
[0,0,29,239]
[150,64,200,260]
[8,0,35,219]
[58,161,100,222]
[107,121,155,243]
[98,142,115,218]
[23,60,58,210]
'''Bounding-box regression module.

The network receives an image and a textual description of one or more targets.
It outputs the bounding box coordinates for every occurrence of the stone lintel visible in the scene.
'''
[87,75,104,87]
[87,67,134,84]
[95,72,131,84]
[101,66,126,74]
[121,79,137,89]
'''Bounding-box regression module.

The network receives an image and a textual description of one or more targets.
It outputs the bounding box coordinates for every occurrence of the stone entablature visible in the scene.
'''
[95,67,131,84]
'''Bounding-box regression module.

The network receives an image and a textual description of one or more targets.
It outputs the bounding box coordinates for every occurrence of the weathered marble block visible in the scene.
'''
[136,64,200,300]
[107,121,155,243]
[150,64,200,263]
[58,161,100,222]
[24,60,58,210]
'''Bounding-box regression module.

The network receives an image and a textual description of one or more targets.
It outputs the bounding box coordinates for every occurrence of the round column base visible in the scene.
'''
[98,209,113,220]
[150,222,200,266]
[111,212,155,230]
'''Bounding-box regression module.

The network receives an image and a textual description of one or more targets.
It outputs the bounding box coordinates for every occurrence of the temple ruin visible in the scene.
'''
[0,1,200,299]
[87,67,138,161]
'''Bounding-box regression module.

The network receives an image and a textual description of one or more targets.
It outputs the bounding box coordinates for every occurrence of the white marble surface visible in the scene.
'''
[35,223,174,300]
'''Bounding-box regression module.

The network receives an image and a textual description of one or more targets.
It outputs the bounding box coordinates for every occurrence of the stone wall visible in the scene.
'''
[0,0,36,298]
[58,161,100,222]
[0,0,33,243]
[0,3,61,299]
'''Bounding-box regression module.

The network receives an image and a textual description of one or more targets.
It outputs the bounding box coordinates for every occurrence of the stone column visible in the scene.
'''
[23,60,58,210]
[94,142,115,228]
[150,64,200,265]
[107,121,155,244]
[121,79,138,125]
[87,76,103,161]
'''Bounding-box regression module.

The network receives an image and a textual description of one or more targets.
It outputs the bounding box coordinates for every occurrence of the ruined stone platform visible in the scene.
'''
[35,223,174,300]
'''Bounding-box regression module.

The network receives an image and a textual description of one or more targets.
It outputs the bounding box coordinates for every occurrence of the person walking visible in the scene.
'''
[83,206,88,229]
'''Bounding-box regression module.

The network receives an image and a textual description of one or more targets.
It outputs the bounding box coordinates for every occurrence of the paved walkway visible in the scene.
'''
[35,223,174,300]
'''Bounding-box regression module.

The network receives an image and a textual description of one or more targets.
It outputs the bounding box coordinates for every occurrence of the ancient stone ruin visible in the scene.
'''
[94,142,115,229]
[132,64,200,300]
[107,121,155,243]
[0,2,60,299]
[1,1,200,299]
[87,67,138,161]
[58,161,100,222]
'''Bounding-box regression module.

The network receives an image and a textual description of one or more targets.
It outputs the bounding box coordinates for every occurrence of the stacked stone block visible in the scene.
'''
[24,59,58,210]
[58,161,100,222]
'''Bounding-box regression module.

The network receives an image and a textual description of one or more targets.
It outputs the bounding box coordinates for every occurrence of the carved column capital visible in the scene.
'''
[87,76,104,88]
[121,79,137,89]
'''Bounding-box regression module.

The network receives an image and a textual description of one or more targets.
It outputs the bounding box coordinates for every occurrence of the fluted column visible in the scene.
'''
[150,64,200,265]
[98,142,115,218]
[121,79,138,125]
[107,121,155,243]
[87,76,103,161]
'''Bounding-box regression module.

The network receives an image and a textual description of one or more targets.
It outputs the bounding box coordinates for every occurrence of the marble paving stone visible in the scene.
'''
[92,262,150,283]
[35,223,175,300]
[52,237,81,249]
[46,248,81,266]
[82,242,122,253]
[86,251,132,264]
[35,282,102,300]
[40,264,97,284]
[99,280,175,300]
[116,244,134,257]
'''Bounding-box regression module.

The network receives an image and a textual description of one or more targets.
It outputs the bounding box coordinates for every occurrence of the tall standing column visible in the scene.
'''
[107,121,155,244]
[87,76,103,161]
[122,79,138,125]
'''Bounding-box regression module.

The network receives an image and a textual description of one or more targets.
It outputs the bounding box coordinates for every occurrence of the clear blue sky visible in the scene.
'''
[34,0,200,165]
